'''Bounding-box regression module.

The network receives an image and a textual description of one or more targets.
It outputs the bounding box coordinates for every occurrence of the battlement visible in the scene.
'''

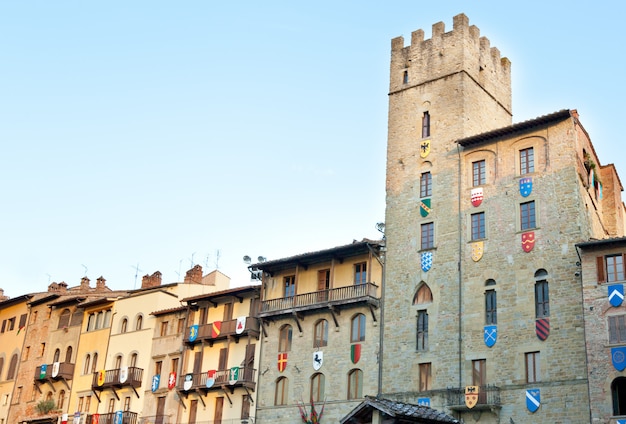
[390,13,511,113]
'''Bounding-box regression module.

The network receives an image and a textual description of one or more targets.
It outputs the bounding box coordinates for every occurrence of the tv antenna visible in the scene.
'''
[131,263,143,289]
[214,249,221,269]
[81,264,88,276]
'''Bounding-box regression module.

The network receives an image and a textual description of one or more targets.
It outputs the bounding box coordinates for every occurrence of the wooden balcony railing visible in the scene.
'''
[178,367,256,392]
[259,283,379,318]
[86,411,138,424]
[446,385,501,410]
[34,362,75,382]
[184,317,260,344]
[91,367,143,390]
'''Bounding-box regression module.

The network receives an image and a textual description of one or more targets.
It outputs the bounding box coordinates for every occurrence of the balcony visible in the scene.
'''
[258,283,380,319]
[92,367,143,391]
[34,362,75,383]
[85,411,138,424]
[177,366,256,394]
[446,385,501,411]
[184,317,260,345]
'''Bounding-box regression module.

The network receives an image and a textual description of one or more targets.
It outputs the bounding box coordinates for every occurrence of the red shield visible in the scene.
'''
[471,188,483,207]
[351,344,361,364]
[278,353,288,372]
[536,318,550,341]
[211,321,221,338]
[522,231,535,252]
[167,372,176,390]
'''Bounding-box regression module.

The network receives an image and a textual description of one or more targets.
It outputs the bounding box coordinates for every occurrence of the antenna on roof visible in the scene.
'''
[215,249,221,269]
[81,264,88,276]
[131,263,143,289]
[189,252,196,268]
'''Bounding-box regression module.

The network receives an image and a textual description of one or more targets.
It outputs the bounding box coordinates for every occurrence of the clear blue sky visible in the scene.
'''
[1,1,624,298]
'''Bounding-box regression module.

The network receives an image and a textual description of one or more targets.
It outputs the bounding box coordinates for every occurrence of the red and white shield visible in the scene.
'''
[167,372,176,390]
[522,231,535,252]
[471,188,483,207]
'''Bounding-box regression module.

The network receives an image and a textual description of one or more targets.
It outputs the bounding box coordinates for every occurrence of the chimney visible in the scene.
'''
[48,282,59,292]
[0,288,8,301]
[184,265,203,284]
[141,271,162,289]
[80,277,91,291]
[96,276,107,292]
[57,282,68,293]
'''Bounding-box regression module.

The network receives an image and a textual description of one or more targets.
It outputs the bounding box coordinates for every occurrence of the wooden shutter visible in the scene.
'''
[597,256,606,283]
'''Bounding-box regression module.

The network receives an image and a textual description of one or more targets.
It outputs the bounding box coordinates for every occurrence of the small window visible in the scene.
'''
[417,311,428,351]
[347,369,363,399]
[612,377,626,415]
[53,349,60,363]
[535,270,549,318]
[350,314,366,343]
[284,276,296,298]
[421,223,434,250]
[472,160,486,186]
[525,351,540,383]
[40,342,47,357]
[419,363,431,391]
[124,396,131,411]
[177,318,186,334]
[520,147,534,174]
[485,289,497,325]
[471,212,485,240]
[57,390,66,409]
[58,309,71,329]
[607,255,625,283]
[7,354,18,380]
[313,320,328,348]
[155,361,163,375]
[91,353,98,373]
[413,284,432,305]
[279,325,293,352]
[520,201,536,230]
[135,315,143,331]
[421,112,430,138]
[354,263,367,285]
[609,315,626,344]
[121,319,128,334]
[275,377,288,405]
[160,321,168,337]
[402,70,408,84]
[84,354,91,375]
[130,353,138,368]
[310,373,325,402]
[420,172,432,198]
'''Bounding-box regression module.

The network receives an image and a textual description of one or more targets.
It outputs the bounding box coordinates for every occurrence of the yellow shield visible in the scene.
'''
[97,370,106,386]
[420,140,431,158]
[471,241,483,262]
[465,385,479,409]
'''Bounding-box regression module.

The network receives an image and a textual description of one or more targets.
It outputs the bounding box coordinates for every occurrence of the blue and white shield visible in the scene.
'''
[612,347,626,371]
[617,420,626,424]
[151,374,160,392]
[421,252,433,272]
[520,177,533,197]
[484,325,497,347]
[417,398,430,407]
[526,389,540,413]
[114,411,123,424]
[609,284,625,307]
[189,324,199,342]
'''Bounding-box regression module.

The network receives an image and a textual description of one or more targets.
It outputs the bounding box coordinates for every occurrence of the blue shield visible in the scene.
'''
[617,420,626,424]
[484,325,497,347]
[151,374,160,393]
[520,177,532,197]
[417,398,430,407]
[114,411,123,424]
[189,324,199,342]
[612,347,626,371]
[526,389,540,412]
[609,284,624,307]
[421,252,433,272]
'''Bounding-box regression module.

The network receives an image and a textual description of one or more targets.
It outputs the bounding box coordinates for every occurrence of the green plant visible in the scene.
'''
[35,399,56,414]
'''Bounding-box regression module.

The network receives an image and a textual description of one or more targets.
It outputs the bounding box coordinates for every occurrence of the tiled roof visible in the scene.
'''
[341,396,460,424]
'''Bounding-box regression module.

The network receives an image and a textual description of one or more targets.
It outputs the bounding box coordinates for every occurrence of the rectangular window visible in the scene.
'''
[607,255,626,283]
[421,223,434,250]
[19,314,27,329]
[525,352,540,383]
[8,317,15,331]
[123,396,131,411]
[78,397,84,413]
[472,360,486,403]
[535,281,550,318]
[284,276,296,298]
[108,398,115,413]
[1,320,5,333]
[609,315,626,344]
[419,363,431,391]
[485,290,497,325]
[422,111,430,138]
[520,201,536,230]
[85,396,91,412]
[155,361,162,375]
[177,318,186,334]
[416,310,428,351]
[471,212,485,240]
[520,147,534,174]
[160,321,168,337]
[472,160,486,186]
[354,263,367,285]
[420,172,432,198]
[171,358,179,374]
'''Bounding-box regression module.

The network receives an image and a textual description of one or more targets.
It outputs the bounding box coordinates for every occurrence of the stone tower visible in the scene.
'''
[382,14,623,423]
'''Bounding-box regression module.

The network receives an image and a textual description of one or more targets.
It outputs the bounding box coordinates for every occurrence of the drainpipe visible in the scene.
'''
[575,245,593,424]
[368,242,386,397]
[457,144,463,391]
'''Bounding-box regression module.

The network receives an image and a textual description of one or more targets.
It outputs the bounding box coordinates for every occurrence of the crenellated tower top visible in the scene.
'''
[390,13,511,115]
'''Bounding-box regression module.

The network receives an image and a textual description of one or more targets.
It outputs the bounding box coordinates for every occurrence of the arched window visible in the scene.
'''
[86,314,94,331]
[58,309,71,329]
[313,320,328,348]
[275,377,288,405]
[46,391,53,401]
[612,376,626,415]
[121,318,128,334]
[7,354,18,380]
[115,355,122,370]
[95,312,103,330]
[57,389,66,409]
[135,315,143,331]
[65,346,72,363]
[310,373,325,402]
[91,353,98,373]
[485,279,497,325]
[535,269,549,318]
[413,283,432,304]
[130,353,138,368]
[279,325,292,352]
[347,369,363,399]
[84,354,91,375]
[53,349,61,363]
[350,314,366,343]
[104,310,111,328]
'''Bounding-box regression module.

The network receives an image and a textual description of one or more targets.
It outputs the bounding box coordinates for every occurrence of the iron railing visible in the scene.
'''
[446,384,501,409]
[91,367,143,390]
[34,362,75,381]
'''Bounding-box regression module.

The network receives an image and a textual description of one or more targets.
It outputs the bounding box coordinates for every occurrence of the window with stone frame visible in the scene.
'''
[471,212,486,240]
[525,351,540,383]
[416,310,428,351]
[520,147,534,174]
[422,112,430,138]
[472,160,486,186]
[279,324,293,352]
[609,315,626,344]
[347,369,363,399]
[420,172,432,198]
[275,377,288,405]
[520,200,536,230]
[485,288,497,325]
[421,222,434,250]
[597,254,626,283]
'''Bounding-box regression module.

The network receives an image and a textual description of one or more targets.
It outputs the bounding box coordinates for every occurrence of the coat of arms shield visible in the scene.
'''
[484,325,497,347]
[420,198,431,217]
[609,284,625,307]
[168,372,177,390]
[612,347,626,371]
[97,369,106,386]
[471,241,483,262]
[236,316,246,334]
[470,188,483,207]
[421,252,433,272]
[188,324,199,342]
[313,351,323,370]
[119,366,128,384]
[520,177,533,197]
[278,353,288,372]
[151,374,160,392]
[229,367,240,385]
[52,362,60,378]
[465,386,479,409]
[536,318,550,341]
[211,321,221,338]
[522,231,535,252]
[420,140,431,158]
[183,373,193,391]
[206,370,216,388]
[351,344,361,364]
[526,389,540,412]
[39,364,47,379]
